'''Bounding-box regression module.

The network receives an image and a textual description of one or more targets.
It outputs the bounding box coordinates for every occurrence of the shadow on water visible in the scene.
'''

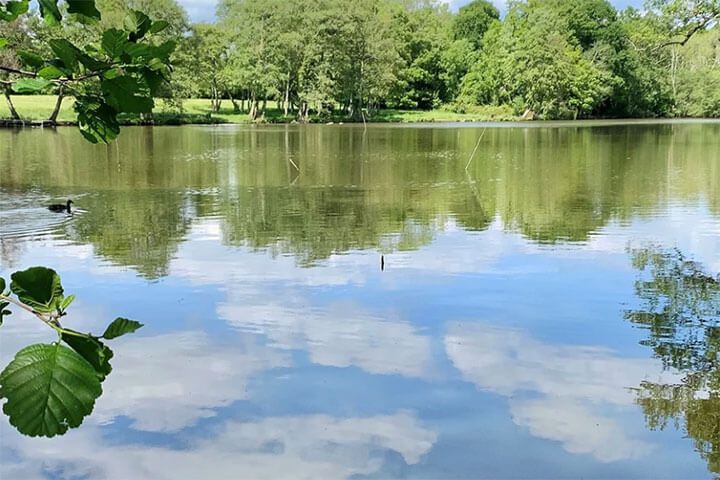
[627,246,720,475]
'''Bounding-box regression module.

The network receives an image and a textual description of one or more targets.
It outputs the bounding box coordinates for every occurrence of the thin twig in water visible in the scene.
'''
[465,127,486,171]
[288,157,299,171]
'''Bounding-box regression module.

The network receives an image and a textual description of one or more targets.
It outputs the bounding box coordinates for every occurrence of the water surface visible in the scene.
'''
[1,122,720,479]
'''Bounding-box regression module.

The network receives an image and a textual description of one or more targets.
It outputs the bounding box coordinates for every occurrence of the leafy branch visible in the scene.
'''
[0,267,143,437]
[0,0,176,142]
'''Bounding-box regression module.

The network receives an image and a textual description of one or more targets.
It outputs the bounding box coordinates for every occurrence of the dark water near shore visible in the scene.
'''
[2,121,720,479]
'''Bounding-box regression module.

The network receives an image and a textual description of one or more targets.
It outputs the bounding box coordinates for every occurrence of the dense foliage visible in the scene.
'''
[178,0,720,120]
[1,0,719,124]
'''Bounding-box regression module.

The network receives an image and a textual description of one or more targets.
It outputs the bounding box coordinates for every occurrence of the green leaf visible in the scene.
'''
[74,96,120,144]
[61,331,113,380]
[66,0,101,21]
[124,10,152,41]
[37,0,62,25]
[38,65,65,80]
[49,39,81,72]
[103,67,121,79]
[101,75,154,113]
[124,43,152,60]
[46,58,70,74]
[59,294,76,311]
[147,57,165,71]
[0,280,9,323]
[0,301,10,326]
[0,38,6,49]
[77,52,107,72]
[152,40,176,60]
[101,28,128,59]
[149,20,170,34]
[12,77,52,93]
[141,68,164,96]
[10,266,64,313]
[102,317,143,339]
[0,0,29,22]
[0,343,102,437]
[17,50,44,69]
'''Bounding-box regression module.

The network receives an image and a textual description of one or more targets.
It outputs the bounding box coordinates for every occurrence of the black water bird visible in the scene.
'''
[48,199,73,213]
[381,255,385,272]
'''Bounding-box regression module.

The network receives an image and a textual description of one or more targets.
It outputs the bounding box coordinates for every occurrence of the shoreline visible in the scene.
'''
[2,117,719,131]
[2,97,719,129]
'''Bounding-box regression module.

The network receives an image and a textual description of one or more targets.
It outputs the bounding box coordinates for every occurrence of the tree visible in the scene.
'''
[605,8,675,116]
[458,0,614,118]
[393,1,454,109]
[550,0,619,50]
[440,38,477,102]
[452,0,499,50]
[176,23,229,113]
[0,19,31,120]
[674,27,720,117]
[321,0,401,116]
[219,0,283,120]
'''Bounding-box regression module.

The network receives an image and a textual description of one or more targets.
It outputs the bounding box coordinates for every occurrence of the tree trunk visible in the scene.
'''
[229,90,240,113]
[298,101,309,123]
[670,46,679,103]
[3,88,20,120]
[249,92,258,121]
[284,78,290,116]
[210,84,222,113]
[48,85,64,124]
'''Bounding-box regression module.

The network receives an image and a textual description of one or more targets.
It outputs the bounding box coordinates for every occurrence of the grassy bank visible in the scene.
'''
[0,95,518,125]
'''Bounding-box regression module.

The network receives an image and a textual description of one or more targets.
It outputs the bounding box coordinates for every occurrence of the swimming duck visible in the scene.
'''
[48,199,73,213]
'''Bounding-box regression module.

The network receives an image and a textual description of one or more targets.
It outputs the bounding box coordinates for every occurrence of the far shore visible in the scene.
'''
[2,96,719,128]
[0,96,518,126]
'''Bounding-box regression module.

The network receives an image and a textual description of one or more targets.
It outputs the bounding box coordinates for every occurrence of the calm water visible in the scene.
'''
[1,122,720,479]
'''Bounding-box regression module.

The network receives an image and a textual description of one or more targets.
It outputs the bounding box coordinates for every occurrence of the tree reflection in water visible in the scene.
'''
[627,246,720,473]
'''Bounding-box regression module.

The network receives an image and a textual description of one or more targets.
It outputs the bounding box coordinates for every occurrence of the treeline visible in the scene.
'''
[2,0,720,121]
[177,0,720,120]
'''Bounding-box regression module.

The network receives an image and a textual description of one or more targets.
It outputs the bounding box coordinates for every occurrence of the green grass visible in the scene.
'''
[0,95,78,123]
[0,95,519,125]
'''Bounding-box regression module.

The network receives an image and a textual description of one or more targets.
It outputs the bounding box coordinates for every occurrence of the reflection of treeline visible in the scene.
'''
[0,124,719,273]
[62,191,193,279]
[627,247,720,474]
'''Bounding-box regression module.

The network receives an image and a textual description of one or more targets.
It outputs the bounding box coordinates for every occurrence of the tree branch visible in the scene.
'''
[0,65,37,77]
[0,294,62,328]
[659,13,719,48]
[0,64,107,86]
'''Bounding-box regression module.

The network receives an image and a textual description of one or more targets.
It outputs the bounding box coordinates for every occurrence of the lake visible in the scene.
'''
[1,121,720,479]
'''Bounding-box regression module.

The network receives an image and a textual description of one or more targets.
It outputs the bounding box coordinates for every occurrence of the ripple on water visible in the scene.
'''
[0,191,83,241]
